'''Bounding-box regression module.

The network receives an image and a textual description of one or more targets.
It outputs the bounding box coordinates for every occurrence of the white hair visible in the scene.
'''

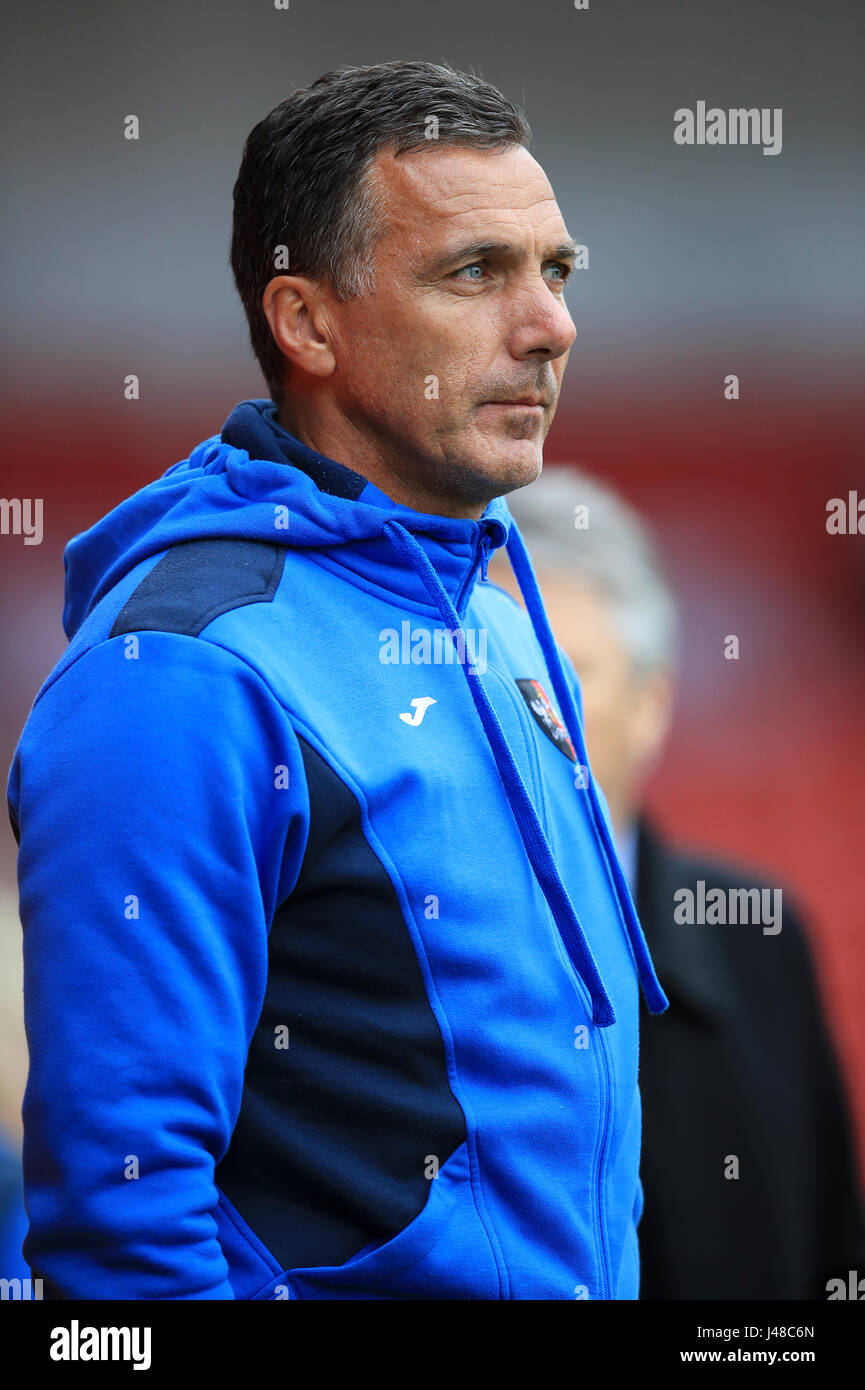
[505,466,679,674]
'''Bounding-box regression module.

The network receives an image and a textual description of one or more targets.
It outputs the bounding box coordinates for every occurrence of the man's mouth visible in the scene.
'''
[479,397,547,413]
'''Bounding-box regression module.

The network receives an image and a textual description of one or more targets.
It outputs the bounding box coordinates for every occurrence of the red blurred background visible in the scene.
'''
[2,1,863,1185]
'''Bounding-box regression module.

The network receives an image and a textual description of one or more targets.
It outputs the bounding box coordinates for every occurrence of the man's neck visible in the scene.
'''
[276,402,487,521]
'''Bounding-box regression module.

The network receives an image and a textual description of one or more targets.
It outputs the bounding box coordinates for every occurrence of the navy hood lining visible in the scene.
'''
[221,398,510,548]
[222,400,369,501]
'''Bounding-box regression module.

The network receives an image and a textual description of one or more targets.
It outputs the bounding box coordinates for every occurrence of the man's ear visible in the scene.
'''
[262,275,336,378]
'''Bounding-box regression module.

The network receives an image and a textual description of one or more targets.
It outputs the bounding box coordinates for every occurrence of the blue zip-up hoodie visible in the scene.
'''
[7,398,668,1300]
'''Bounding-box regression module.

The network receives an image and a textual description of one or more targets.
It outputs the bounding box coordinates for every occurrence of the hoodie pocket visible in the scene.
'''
[253,1141,500,1300]
[215,1188,284,1300]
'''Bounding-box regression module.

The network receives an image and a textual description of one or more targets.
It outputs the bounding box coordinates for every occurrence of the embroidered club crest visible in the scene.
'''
[515,678,577,762]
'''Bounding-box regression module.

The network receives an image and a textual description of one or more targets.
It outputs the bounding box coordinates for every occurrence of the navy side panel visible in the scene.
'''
[216,736,467,1272]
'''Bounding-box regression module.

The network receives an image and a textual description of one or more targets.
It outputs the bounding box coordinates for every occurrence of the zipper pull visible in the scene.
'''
[479,533,490,583]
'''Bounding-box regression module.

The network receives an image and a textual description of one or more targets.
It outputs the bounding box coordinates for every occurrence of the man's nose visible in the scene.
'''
[507,280,577,362]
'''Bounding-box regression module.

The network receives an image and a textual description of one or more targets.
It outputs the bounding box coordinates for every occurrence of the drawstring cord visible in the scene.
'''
[505,521,669,1017]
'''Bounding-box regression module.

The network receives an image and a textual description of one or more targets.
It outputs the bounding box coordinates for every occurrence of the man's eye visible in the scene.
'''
[453,262,486,281]
[544,263,571,286]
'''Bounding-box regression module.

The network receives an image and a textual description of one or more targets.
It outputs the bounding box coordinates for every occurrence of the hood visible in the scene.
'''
[62,398,668,1026]
[63,398,512,642]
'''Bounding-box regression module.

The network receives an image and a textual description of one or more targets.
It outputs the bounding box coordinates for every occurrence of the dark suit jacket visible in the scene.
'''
[635,816,865,1299]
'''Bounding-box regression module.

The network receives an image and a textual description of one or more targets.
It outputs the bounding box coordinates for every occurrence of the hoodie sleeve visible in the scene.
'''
[8,632,308,1299]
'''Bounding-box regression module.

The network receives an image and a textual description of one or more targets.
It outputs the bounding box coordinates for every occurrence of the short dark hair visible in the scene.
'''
[230,60,532,404]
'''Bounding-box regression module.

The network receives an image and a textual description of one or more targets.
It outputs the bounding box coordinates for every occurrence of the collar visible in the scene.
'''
[221,397,509,616]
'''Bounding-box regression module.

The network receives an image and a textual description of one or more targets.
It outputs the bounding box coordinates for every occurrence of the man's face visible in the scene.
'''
[536,574,673,834]
[323,142,577,511]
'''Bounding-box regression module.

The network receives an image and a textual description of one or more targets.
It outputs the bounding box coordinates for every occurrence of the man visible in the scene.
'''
[499,466,865,1299]
[7,61,667,1300]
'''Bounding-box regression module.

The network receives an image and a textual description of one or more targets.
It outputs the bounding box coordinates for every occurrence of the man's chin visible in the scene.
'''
[423,423,544,508]
[467,430,544,492]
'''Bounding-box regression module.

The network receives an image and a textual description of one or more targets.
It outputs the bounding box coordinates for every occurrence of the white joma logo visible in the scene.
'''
[399,697,437,726]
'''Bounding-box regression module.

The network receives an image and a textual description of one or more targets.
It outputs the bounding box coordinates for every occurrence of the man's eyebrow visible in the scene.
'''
[420,237,579,278]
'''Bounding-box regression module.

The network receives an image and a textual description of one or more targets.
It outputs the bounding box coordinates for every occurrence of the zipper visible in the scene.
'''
[497,665,614,1300]
[442,530,615,1298]
[593,1027,613,1300]
[478,531,490,582]
[560,694,617,1299]
[454,528,491,616]
[564,925,614,1302]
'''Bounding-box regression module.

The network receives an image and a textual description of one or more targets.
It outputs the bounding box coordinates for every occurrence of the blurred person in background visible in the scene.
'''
[0,888,29,1289]
[493,466,865,1300]
[0,1136,29,1288]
